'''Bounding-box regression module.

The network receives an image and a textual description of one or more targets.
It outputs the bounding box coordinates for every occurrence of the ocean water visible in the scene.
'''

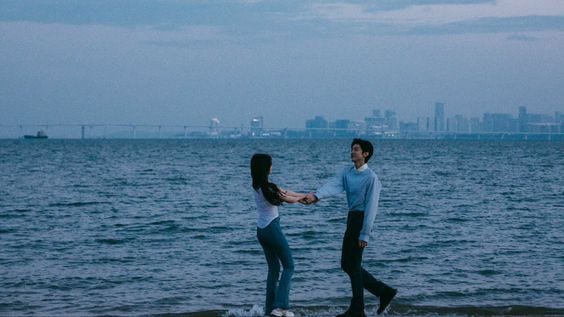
[0,139,563,316]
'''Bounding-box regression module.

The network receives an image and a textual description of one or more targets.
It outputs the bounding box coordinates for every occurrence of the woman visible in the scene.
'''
[251,153,305,317]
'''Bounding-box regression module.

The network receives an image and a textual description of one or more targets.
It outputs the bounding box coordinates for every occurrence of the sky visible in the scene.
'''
[1,0,564,129]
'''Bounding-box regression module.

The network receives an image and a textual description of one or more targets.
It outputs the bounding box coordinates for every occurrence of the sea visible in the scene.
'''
[1,139,563,317]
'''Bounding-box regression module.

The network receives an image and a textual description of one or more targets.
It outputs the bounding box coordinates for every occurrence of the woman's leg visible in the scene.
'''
[271,219,294,310]
[257,224,281,314]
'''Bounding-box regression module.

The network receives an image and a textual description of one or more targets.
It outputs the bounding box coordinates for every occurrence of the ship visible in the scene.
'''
[23,130,48,139]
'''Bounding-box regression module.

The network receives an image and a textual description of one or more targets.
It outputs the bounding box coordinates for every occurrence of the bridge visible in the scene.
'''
[0,124,562,140]
[0,124,226,139]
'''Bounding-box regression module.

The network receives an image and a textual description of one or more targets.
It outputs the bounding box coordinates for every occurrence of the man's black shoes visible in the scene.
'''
[337,287,397,317]
[377,287,397,314]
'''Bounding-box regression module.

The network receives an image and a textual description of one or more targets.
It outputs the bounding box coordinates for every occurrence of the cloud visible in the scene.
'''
[0,0,272,26]
[506,34,540,42]
[310,0,564,31]
[0,0,303,44]
[410,16,564,35]
[2,0,564,41]
[141,25,230,48]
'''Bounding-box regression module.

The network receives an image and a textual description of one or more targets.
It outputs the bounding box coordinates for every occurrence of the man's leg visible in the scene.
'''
[361,268,390,297]
[361,267,397,314]
[340,211,366,315]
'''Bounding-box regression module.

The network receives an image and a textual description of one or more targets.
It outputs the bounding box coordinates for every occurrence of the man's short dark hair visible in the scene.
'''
[351,138,374,163]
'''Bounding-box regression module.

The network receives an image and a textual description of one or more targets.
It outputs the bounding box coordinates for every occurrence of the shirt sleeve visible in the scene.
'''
[359,174,382,242]
[314,167,346,199]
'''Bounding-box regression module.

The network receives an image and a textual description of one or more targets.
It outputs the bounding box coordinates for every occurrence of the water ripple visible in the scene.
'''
[0,139,562,316]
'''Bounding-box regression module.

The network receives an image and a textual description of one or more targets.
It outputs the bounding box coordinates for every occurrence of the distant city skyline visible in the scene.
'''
[2,1,564,128]
[234,103,563,130]
[2,104,561,140]
[300,104,562,134]
[3,102,560,129]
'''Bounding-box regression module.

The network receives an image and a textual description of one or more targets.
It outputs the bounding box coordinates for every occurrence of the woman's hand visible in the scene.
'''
[279,189,307,204]
[299,193,319,205]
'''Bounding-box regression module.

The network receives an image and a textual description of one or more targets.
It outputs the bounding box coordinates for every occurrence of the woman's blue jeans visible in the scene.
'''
[257,217,294,313]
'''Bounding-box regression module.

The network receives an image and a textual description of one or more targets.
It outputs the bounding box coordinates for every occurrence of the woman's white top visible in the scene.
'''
[253,188,279,229]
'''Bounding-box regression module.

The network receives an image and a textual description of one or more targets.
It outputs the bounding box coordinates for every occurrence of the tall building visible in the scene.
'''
[452,115,470,132]
[518,106,528,132]
[434,102,445,132]
[365,109,386,135]
[209,118,220,136]
[399,121,419,133]
[527,112,558,133]
[385,110,398,131]
[417,117,431,132]
[416,117,423,132]
[334,119,350,130]
[306,116,329,137]
[306,116,328,129]
[250,116,264,137]
[483,113,517,132]
[469,117,481,133]
[333,119,357,137]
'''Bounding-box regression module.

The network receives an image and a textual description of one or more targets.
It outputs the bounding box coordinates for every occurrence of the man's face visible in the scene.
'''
[351,144,368,163]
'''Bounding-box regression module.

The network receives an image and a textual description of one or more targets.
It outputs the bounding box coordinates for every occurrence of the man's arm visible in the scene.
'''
[359,175,382,244]
[302,167,347,204]
[314,167,347,200]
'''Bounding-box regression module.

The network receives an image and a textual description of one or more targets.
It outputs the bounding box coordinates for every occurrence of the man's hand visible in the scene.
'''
[300,192,319,205]
[359,240,368,248]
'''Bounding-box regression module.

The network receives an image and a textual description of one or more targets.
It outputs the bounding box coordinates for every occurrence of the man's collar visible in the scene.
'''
[356,163,368,172]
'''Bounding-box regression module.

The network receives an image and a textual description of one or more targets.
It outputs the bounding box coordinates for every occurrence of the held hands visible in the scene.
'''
[299,192,319,205]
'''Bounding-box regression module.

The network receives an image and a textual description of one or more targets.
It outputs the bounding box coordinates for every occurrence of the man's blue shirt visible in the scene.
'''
[315,164,382,242]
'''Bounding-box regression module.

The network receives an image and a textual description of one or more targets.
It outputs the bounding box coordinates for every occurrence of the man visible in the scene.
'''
[302,138,397,316]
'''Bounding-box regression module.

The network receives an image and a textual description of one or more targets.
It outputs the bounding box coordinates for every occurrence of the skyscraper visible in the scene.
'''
[209,118,220,136]
[385,110,398,131]
[434,102,445,132]
[518,106,528,132]
[250,116,264,137]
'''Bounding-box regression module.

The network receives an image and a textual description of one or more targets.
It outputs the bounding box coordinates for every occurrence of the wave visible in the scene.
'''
[95,237,135,245]
[389,304,564,316]
[48,201,109,207]
[149,304,564,317]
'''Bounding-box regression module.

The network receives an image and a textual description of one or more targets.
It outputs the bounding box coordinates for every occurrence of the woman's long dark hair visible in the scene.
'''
[251,154,283,206]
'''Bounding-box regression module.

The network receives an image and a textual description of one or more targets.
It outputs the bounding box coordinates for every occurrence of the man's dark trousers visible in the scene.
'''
[341,210,391,313]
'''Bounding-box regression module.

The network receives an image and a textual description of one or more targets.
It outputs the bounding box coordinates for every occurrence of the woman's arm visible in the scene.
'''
[279,188,306,203]
[280,188,304,198]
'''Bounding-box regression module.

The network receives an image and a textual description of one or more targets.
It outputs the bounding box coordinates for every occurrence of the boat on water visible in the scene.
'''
[23,130,48,139]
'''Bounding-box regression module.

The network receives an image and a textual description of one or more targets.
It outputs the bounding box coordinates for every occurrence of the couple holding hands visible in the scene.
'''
[251,139,397,317]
